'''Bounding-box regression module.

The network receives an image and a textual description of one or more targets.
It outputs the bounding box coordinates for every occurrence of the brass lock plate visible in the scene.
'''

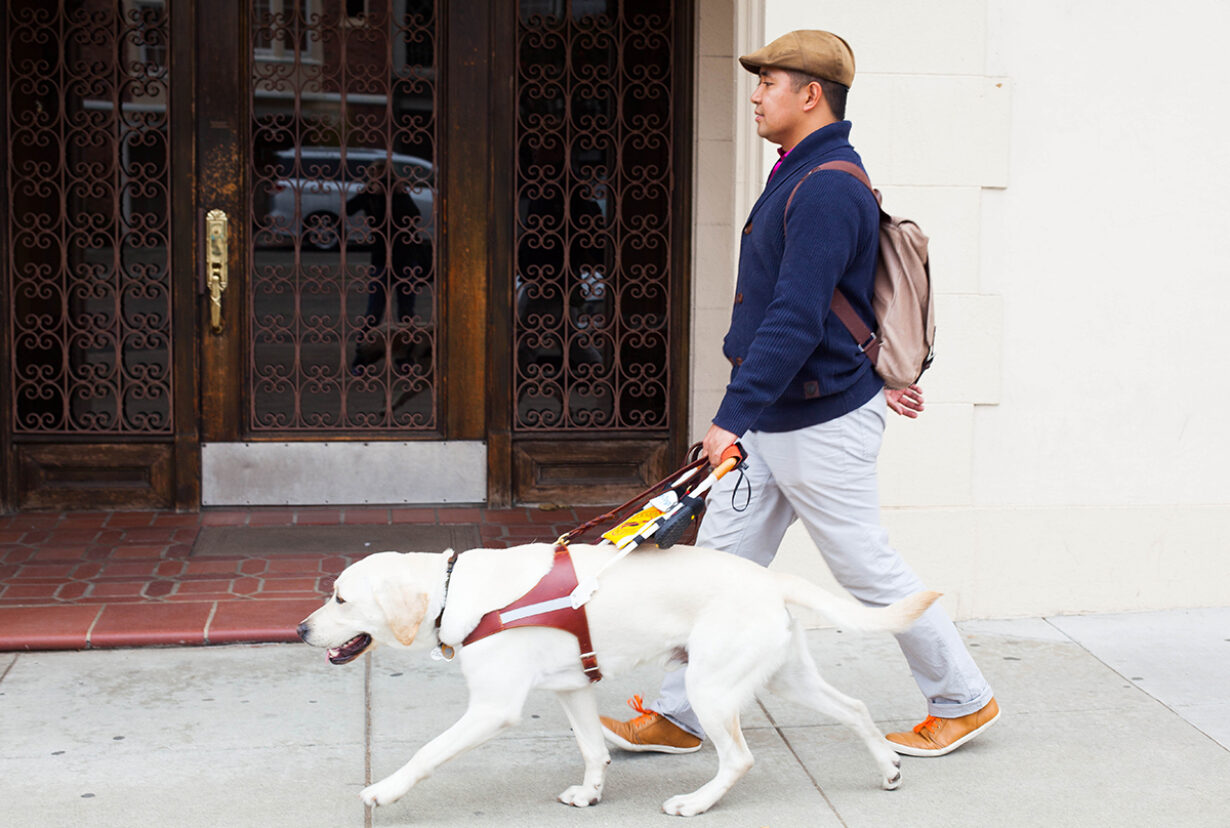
[205,209,229,332]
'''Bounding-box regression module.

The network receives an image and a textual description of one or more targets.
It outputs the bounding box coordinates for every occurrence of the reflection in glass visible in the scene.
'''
[249,0,438,432]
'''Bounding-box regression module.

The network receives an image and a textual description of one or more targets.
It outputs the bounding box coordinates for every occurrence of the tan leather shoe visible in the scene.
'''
[886,697,1000,757]
[600,695,702,754]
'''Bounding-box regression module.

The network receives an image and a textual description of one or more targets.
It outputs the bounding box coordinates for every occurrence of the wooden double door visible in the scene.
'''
[1,0,691,511]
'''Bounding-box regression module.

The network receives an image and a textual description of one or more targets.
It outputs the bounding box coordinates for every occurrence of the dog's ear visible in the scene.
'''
[373,583,430,646]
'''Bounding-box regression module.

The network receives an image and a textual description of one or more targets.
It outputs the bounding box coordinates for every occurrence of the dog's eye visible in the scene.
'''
[335,595,346,605]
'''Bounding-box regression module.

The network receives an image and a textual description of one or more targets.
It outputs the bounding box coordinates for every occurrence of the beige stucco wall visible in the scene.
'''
[691,0,1230,620]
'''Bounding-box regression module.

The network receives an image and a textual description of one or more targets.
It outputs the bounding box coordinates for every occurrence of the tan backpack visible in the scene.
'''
[786,160,935,389]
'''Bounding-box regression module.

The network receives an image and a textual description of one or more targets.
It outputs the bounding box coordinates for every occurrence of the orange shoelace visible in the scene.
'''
[626,694,658,728]
[913,715,941,735]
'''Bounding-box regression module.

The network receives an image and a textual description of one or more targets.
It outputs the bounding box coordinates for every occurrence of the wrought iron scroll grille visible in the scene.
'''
[248,0,438,432]
[514,0,674,432]
[6,0,173,435]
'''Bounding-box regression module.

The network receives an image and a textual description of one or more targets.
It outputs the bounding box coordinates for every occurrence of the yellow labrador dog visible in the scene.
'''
[299,542,939,816]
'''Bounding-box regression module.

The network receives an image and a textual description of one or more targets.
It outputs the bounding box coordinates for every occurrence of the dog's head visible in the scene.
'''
[298,551,439,664]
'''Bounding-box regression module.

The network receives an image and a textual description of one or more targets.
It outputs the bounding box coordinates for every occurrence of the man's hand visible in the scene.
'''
[702,423,740,468]
[885,384,924,418]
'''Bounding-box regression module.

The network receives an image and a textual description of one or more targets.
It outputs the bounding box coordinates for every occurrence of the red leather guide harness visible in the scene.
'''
[461,544,602,682]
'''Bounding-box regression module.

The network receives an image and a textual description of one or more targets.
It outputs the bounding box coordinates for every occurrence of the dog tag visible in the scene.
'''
[431,644,455,662]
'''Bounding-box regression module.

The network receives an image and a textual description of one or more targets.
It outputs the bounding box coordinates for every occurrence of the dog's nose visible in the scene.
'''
[296,622,311,642]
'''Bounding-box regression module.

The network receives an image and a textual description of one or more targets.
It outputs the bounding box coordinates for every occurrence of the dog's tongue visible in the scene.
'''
[327,633,372,665]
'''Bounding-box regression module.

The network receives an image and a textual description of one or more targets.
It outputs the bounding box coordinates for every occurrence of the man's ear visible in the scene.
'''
[374,583,430,646]
[802,80,824,113]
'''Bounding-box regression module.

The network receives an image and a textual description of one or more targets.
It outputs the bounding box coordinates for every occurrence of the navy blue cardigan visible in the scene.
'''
[713,121,884,436]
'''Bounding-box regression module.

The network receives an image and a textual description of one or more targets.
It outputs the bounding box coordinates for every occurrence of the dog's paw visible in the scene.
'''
[882,769,902,790]
[557,783,603,808]
[662,793,710,817]
[361,778,408,808]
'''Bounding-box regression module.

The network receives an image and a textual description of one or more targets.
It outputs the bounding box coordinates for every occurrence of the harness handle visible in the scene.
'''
[569,442,750,608]
[556,444,709,546]
[652,442,748,548]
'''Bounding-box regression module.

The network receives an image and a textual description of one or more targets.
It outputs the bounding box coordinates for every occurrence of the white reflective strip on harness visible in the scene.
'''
[499,596,574,624]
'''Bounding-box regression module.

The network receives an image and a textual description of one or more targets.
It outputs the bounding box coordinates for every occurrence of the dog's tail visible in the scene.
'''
[776,573,941,634]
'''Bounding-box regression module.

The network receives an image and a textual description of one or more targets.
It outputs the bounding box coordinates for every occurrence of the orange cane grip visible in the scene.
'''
[713,442,748,478]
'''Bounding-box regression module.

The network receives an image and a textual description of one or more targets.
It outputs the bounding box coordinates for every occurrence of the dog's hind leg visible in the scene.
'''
[660,638,776,816]
[661,701,752,817]
[766,621,902,790]
[361,679,532,808]
[554,686,611,807]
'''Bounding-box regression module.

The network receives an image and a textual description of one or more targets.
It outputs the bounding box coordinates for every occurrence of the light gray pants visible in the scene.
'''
[651,393,993,738]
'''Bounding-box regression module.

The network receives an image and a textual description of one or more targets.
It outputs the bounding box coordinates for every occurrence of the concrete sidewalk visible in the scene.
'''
[3,608,1228,827]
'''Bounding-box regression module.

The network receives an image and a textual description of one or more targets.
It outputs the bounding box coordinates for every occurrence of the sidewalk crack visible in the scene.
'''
[1043,616,1230,752]
[757,698,849,827]
[364,654,373,828]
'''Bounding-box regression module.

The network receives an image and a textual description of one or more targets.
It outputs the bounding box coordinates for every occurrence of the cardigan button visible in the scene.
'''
[728,356,743,366]
[735,292,743,304]
[742,222,753,235]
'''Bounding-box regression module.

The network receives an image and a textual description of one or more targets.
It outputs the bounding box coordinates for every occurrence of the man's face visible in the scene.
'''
[750,67,809,147]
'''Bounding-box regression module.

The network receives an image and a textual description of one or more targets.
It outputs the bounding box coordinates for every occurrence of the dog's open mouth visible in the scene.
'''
[327,633,373,665]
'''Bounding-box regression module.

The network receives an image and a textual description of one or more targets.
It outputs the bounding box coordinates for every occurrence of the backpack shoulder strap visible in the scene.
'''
[782,160,883,366]
[818,160,887,218]
[817,159,873,193]
[783,165,824,233]
[830,282,881,365]
[784,160,880,234]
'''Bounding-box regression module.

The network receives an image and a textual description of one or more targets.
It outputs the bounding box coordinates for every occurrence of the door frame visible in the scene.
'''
[171,0,202,509]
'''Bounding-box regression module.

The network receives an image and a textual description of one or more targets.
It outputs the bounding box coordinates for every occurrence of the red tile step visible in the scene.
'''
[0,503,615,651]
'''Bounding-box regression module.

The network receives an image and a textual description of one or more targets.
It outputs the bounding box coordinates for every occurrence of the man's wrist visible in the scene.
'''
[712,398,756,439]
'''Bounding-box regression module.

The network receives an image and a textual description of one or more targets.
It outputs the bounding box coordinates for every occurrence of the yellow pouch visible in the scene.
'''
[601,505,662,546]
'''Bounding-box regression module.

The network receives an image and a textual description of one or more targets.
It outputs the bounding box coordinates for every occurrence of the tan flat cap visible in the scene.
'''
[739,30,855,87]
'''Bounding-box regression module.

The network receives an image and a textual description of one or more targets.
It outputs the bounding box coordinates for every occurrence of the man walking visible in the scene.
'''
[601,30,998,758]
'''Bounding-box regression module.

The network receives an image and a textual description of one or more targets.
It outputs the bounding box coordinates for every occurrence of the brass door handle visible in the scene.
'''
[205,209,229,333]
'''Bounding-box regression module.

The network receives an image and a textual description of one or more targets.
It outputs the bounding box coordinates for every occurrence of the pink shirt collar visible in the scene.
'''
[768,146,792,181]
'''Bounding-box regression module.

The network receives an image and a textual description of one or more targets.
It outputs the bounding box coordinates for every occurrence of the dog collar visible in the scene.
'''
[431,548,461,661]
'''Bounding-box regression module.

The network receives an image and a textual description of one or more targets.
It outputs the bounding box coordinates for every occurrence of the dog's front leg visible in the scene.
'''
[361,702,519,808]
[553,686,611,807]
